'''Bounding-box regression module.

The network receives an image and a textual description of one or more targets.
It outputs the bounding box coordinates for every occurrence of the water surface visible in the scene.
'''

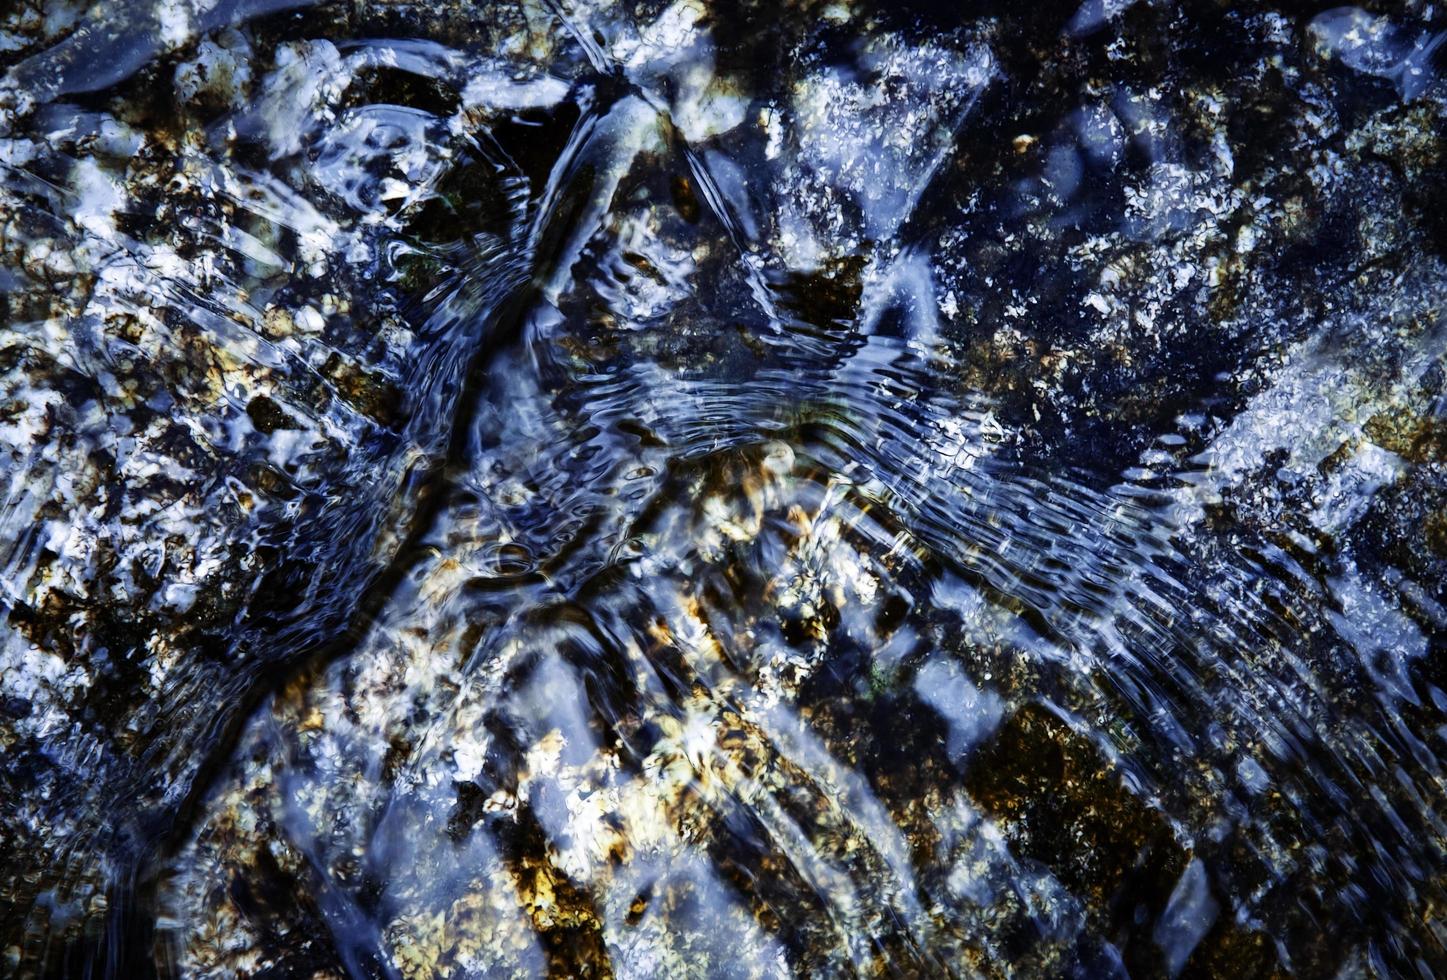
[1,0,1445,976]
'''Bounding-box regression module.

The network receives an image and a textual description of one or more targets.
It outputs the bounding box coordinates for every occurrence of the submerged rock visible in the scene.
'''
[1,0,1445,976]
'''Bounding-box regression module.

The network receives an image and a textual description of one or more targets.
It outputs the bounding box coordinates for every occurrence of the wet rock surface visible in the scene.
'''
[1,0,1445,976]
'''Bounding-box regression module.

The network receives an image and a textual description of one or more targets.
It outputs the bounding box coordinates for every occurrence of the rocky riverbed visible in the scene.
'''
[1,0,1445,976]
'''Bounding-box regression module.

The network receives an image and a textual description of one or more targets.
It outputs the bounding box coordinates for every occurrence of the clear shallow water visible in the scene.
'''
[1,0,1445,976]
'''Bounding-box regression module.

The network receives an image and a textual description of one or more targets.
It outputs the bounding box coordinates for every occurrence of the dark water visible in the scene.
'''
[1,0,1446,976]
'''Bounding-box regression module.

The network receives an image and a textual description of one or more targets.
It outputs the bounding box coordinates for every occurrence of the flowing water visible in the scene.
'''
[1,0,1446,976]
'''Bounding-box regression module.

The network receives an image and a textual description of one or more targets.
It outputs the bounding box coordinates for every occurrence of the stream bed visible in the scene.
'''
[1,0,1446,976]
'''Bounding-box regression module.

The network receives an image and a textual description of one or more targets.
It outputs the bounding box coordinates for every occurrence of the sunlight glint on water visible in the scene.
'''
[0,0,1444,976]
